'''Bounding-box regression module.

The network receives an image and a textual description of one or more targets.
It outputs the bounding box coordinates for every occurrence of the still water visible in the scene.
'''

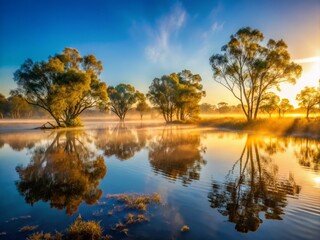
[0,122,319,239]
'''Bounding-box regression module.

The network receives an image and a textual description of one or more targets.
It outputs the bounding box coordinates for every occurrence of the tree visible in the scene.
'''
[209,27,302,122]
[259,92,280,117]
[278,98,293,117]
[0,93,7,118]
[107,83,140,121]
[14,48,108,127]
[200,103,216,114]
[174,70,205,120]
[296,86,320,119]
[147,70,205,123]
[217,102,230,113]
[136,93,149,120]
[147,75,178,123]
[7,92,33,118]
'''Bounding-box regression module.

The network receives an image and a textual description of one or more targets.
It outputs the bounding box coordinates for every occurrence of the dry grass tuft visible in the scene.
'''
[180,225,190,232]
[66,219,102,240]
[19,225,39,232]
[106,192,161,211]
[27,231,63,240]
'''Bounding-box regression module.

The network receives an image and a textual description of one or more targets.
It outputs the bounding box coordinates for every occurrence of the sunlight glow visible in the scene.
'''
[313,176,320,188]
[277,58,320,107]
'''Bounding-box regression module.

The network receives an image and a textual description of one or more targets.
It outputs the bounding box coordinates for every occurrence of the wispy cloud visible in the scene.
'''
[211,21,224,32]
[145,3,186,63]
[294,56,320,63]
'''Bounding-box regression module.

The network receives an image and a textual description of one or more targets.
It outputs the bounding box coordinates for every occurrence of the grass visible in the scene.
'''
[180,225,190,232]
[66,219,103,240]
[19,225,39,232]
[27,231,64,240]
[106,192,161,211]
[199,117,320,138]
[26,192,162,240]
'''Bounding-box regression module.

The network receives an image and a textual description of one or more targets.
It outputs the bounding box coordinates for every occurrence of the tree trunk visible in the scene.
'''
[306,108,309,119]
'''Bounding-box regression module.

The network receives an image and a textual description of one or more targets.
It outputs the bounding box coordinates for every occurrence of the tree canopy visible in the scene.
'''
[136,92,149,120]
[278,98,293,117]
[296,86,320,119]
[107,83,141,120]
[259,92,280,117]
[209,27,302,122]
[147,70,205,122]
[13,48,108,127]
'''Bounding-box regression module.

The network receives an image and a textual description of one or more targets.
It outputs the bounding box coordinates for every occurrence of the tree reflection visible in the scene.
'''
[208,135,300,233]
[15,131,107,215]
[148,127,206,185]
[294,138,320,171]
[95,123,148,160]
[0,132,46,151]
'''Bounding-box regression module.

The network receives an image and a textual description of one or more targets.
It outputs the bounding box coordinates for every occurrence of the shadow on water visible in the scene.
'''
[15,130,107,215]
[148,126,207,185]
[208,134,301,233]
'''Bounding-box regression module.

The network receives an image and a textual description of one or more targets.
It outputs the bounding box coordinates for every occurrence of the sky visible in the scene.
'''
[0,0,319,106]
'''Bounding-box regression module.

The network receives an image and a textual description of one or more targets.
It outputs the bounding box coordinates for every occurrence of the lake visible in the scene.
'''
[0,121,319,239]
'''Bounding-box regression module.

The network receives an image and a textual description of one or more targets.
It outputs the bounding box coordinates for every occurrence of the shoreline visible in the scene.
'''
[0,117,319,140]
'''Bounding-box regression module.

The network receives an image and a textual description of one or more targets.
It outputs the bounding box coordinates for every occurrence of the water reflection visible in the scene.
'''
[15,131,107,215]
[0,132,46,151]
[148,127,206,185]
[294,138,320,171]
[95,123,148,160]
[208,135,301,233]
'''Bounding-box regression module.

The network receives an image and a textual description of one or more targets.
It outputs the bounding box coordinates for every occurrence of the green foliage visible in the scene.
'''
[107,84,140,120]
[209,27,302,122]
[296,86,320,118]
[0,93,7,118]
[147,75,178,122]
[259,92,280,117]
[147,70,205,122]
[136,93,149,120]
[13,48,108,127]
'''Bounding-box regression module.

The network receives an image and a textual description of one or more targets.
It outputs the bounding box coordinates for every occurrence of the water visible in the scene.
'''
[0,121,319,240]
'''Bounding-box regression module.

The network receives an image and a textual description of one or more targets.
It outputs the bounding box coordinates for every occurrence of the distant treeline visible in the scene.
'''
[0,93,48,118]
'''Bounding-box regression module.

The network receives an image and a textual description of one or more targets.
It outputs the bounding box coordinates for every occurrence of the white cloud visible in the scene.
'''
[294,56,320,63]
[145,3,186,63]
[211,21,224,32]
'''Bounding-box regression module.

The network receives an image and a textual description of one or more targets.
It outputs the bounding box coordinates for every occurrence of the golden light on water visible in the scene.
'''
[313,176,320,188]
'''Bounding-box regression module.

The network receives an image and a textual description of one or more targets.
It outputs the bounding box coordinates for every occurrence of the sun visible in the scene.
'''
[276,56,320,107]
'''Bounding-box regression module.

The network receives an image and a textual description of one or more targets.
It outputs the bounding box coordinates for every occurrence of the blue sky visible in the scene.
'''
[0,0,319,105]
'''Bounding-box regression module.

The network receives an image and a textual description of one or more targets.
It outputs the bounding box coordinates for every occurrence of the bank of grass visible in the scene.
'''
[199,117,320,138]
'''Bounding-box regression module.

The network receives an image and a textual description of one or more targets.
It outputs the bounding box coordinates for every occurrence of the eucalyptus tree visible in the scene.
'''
[278,98,293,117]
[209,27,302,122]
[147,75,178,123]
[296,86,320,119]
[13,48,108,127]
[107,83,140,121]
[147,70,204,122]
[174,70,205,120]
[0,93,7,118]
[259,92,280,117]
[136,92,149,120]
